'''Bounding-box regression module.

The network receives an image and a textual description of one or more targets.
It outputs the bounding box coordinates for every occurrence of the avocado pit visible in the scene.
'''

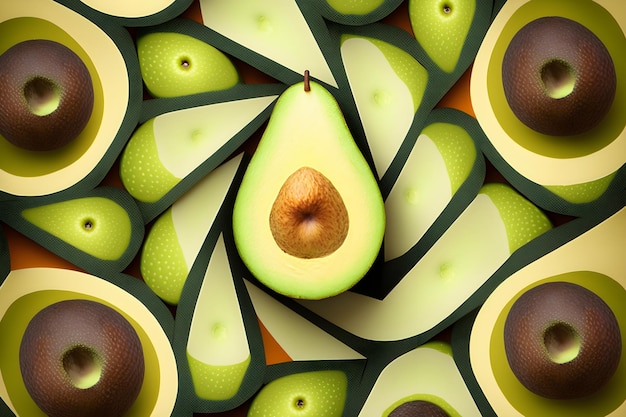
[269,166,349,259]
[503,281,621,399]
[0,39,94,151]
[501,16,616,136]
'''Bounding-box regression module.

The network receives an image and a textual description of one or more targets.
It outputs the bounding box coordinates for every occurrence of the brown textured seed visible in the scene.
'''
[388,400,451,417]
[502,16,616,136]
[19,299,145,417]
[0,39,94,151]
[504,281,621,399]
[269,166,349,258]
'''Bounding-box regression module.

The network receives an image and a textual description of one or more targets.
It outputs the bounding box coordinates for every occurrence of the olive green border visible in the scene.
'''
[54,0,194,27]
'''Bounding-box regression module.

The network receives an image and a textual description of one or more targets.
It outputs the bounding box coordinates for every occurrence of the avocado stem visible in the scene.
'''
[304,70,310,92]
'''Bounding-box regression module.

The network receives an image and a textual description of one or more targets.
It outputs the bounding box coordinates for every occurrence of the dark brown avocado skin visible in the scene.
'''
[19,299,145,417]
[502,16,616,136]
[388,400,450,417]
[0,39,94,151]
[504,281,621,399]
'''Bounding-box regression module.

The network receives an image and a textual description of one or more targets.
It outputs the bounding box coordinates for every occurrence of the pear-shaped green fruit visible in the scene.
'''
[137,31,239,98]
[385,116,477,261]
[141,154,244,304]
[186,234,251,401]
[247,370,348,417]
[20,194,133,261]
[120,94,277,203]
[299,183,552,341]
[341,34,429,178]
[409,0,476,73]
[232,73,385,300]
[198,0,338,87]
[359,342,480,416]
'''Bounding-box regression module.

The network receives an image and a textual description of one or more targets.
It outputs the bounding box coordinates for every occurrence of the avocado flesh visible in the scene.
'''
[186,234,250,401]
[0,0,132,197]
[359,342,480,416]
[298,191,511,341]
[469,207,626,417]
[232,78,385,300]
[0,268,178,417]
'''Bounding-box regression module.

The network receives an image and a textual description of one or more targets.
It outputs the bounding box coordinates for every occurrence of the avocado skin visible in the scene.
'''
[504,281,621,399]
[19,299,145,417]
[0,39,94,151]
[388,400,450,417]
[502,16,616,136]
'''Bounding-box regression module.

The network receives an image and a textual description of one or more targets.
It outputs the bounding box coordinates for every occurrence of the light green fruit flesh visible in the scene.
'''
[480,183,552,253]
[326,0,384,15]
[232,80,385,300]
[248,370,347,417]
[244,280,365,361]
[409,0,476,72]
[187,234,250,400]
[199,0,338,87]
[360,342,479,417]
[545,172,616,204]
[299,184,551,341]
[137,31,238,98]
[120,95,277,203]
[384,122,476,261]
[21,197,131,261]
[341,35,428,177]
[141,155,243,304]
[120,119,180,203]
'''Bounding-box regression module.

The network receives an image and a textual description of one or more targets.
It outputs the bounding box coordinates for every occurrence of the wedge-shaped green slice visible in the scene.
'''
[140,154,244,305]
[359,342,480,416]
[298,183,551,341]
[385,119,477,261]
[341,34,428,178]
[120,95,277,204]
[186,234,251,401]
[0,187,143,274]
[244,280,365,361]
[198,0,338,87]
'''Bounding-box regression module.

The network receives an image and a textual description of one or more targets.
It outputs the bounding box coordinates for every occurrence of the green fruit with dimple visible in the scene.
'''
[247,370,348,417]
[409,0,476,73]
[137,31,239,98]
[21,195,132,261]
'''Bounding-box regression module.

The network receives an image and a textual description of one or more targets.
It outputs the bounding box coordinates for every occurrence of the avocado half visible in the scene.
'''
[471,0,626,201]
[0,0,140,198]
[466,207,626,417]
[0,268,179,417]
